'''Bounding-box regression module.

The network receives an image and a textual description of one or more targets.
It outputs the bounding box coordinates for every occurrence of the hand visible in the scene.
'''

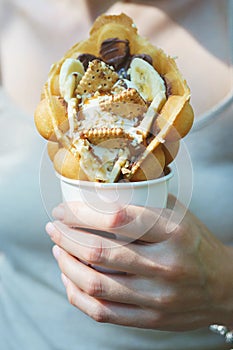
[46,196,233,330]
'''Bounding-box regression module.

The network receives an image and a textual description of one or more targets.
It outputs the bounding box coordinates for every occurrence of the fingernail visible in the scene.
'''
[46,222,57,239]
[61,273,68,287]
[52,245,61,260]
[52,206,65,220]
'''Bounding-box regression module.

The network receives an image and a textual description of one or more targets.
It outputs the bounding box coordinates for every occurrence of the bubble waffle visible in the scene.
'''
[34,13,194,182]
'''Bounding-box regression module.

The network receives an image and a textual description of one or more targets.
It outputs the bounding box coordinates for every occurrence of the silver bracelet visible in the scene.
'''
[209,324,233,346]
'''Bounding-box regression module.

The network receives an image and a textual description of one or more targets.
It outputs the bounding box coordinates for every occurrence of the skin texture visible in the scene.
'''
[46,195,233,331]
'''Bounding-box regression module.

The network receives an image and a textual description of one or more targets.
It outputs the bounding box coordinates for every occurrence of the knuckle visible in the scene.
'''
[172,263,186,279]
[147,310,166,329]
[90,304,109,323]
[147,255,186,281]
[158,292,177,310]
[86,276,103,297]
[151,310,164,324]
[84,238,109,265]
[107,208,127,229]
[164,258,186,281]
[145,258,161,276]
[84,244,105,265]
[153,312,176,330]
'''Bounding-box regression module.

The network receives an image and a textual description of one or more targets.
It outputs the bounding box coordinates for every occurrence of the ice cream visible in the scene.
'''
[34,13,194,183]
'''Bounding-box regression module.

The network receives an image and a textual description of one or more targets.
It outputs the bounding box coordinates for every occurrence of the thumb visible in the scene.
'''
[52,200,173,243]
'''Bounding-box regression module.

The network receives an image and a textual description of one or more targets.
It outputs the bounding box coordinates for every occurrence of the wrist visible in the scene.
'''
[211,244,233,326]
[208,245,233,345]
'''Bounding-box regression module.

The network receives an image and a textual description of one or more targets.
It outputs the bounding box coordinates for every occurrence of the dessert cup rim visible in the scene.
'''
[55,167,173,189]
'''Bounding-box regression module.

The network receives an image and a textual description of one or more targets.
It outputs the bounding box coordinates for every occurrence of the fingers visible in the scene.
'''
[62,275,209,331]
[52,201,126,231]
[54,247,163,329]
[53,245,145,305]
[53,245,204,312]
[54,245,171,308]
[61,276,209,330]
[60,276,158,328]
[46,222,162,276]
[52,201,175,243]
[46,218,197,281]
[54,247,211,331]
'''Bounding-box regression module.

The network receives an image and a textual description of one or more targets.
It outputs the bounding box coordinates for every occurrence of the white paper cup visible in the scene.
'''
[56,169,173,273]
[57,168,173,211]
